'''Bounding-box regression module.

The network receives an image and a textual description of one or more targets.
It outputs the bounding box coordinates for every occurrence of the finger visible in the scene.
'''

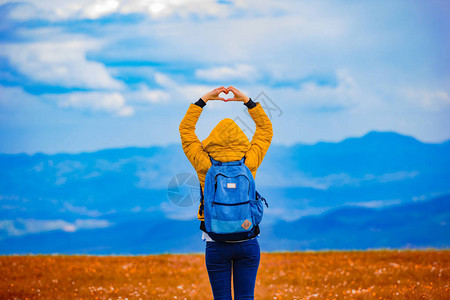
[210,96,226,101]
[216,87,227,95]
[211,89,222,98]
[228,87,241,96]
[227,86,237,93]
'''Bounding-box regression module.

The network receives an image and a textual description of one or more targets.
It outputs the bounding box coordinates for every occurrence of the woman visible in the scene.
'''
[179,86,273,299]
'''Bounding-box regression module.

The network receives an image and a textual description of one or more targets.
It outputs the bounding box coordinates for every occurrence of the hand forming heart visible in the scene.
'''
[219,89,235,102]
[201,86,250,103]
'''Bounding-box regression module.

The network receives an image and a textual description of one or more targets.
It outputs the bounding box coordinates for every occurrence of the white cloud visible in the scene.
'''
[1,0,449,153]
[0,218,113,236]
[375,171,420,183]
[84,0,120,19]
[400,88,450,112]
[3,0,233,20]
[195,64,259,81]
[136,168,168,189]
[0,39,123,89]
[127,84,170,104]
[119,0,229,19]
[257,170,421,189]
[139,88,170,103]
[0,82,147,119]
[344,199,403,208]
[160,201,199,221]
[154,72,230,103]
[296,69,360,111]
[62,203,103,217]
[264,206,332,223]
[57,92,134,116]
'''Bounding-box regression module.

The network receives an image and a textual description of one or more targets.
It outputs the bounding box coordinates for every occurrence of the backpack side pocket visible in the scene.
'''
[250,199,263,226]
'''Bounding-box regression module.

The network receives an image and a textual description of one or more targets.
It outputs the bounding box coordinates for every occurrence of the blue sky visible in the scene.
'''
[0,0,449,154]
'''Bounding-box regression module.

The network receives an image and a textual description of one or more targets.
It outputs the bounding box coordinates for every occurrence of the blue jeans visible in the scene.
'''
[205,238,260,299]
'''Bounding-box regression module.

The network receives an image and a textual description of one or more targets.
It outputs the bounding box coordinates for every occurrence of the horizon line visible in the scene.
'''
[1,130,448,156]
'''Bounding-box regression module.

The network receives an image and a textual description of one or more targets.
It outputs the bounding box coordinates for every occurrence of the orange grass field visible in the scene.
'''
[1,249,449,299]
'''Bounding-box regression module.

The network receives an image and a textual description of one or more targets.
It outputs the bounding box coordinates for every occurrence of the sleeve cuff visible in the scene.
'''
[244,98,257,109]
[194,98,206,108]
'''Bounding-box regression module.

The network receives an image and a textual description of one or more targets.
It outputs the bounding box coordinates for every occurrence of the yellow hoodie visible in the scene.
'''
[179,102,273,221]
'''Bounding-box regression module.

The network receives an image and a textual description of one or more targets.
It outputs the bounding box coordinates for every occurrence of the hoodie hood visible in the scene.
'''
[202,118,250,162]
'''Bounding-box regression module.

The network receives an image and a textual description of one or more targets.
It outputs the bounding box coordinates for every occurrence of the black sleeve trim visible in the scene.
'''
[194,98,206,108]
[244,98,257,109]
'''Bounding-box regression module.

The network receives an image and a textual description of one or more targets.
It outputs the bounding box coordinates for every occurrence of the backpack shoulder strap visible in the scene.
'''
[209,155,245,166]
[209,155,222,166]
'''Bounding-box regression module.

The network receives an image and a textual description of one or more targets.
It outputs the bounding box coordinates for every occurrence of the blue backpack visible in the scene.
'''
[199,155,268,242]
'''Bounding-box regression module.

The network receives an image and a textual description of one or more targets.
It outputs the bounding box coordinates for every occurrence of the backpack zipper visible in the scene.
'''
[212,200,250,206]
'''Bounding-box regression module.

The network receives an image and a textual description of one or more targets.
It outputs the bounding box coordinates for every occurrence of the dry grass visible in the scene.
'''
[1,249,449,299]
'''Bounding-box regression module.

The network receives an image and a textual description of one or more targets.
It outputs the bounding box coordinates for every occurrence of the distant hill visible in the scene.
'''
[264,193,450,251]
[0,130,449,254]
[0,193,448,254]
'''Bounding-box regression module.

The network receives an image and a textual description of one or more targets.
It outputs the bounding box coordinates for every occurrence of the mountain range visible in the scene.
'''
[0,130,449,254]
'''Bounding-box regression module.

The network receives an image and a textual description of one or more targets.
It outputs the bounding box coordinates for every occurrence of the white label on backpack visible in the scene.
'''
[227,183,236,189]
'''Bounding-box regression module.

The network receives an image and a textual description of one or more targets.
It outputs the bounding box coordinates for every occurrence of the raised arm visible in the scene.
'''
[179,87,227,174]
[226,86,273,174]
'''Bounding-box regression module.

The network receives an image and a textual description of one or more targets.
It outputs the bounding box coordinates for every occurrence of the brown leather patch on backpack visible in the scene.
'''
[241,219,252,230]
